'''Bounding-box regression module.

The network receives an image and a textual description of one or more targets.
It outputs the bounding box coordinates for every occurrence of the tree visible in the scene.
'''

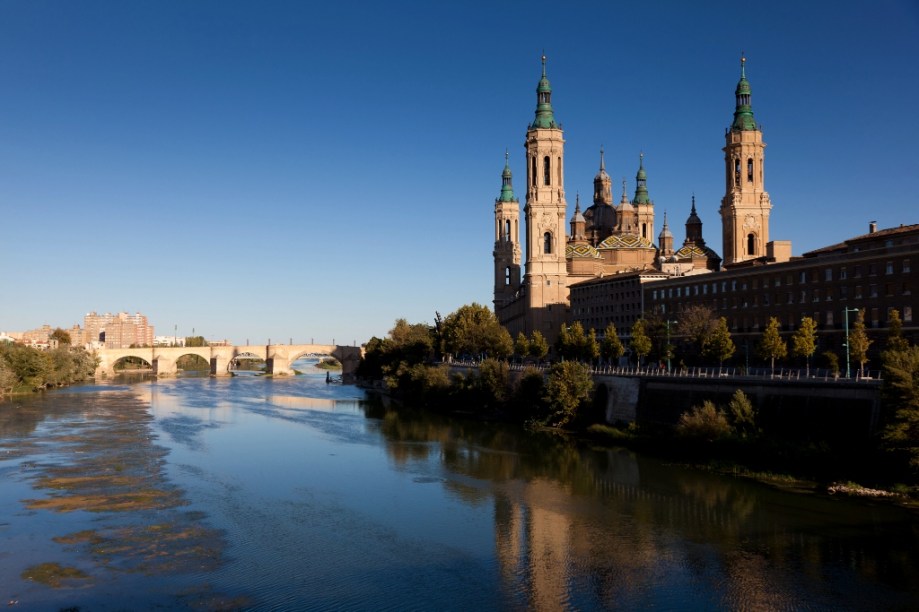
[822,350,840,377]
[727,389,757,438]
[50,328,72,345]
[629,319,652,367]
[677,304,717,361]
[514,332,529,361]
[791,316,818,376]
[476,357,510,405]
[887,309,910,352]
[600,323,624,365]
[557,322,587,361]
[185,336,208,347]
[881,345,919,470]
[849,309,873,377]
[441,303,512,359]
[676,401,732,441]
[528,331,549,362]
[703,317,735,370]
[758,317,787,375]
[543,361,593,428]
[0,359,17,396]
[584,328,600,364]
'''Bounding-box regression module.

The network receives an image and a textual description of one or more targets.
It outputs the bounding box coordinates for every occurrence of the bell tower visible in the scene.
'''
[523,55,568,337]
[494,151,521,311]
[720,55,772,265]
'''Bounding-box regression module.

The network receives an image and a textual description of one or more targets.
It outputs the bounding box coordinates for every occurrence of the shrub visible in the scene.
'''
[676,401,732,441]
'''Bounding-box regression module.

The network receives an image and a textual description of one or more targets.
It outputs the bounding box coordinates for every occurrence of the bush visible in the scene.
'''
[543,361,593,428]
[727,390,757,437]
[676,401,732,441]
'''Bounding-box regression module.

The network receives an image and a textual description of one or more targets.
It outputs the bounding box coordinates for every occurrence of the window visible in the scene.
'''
[786,292,793,304]
[904,259,911,273]
[731,280,737,291]
[800,291,807,303]
[825,268,833,281]
[813,289,820,302]
[885,283,893,296]
[840,286,848,299]
[840,267,847,280]
[504,220,511,241]
[869,263,877,276]
[531,157,537,186]
[871,308,879,328]
[905,306,913,323]
[826,288,833,301]
[747,158,754,182]
[734,158,741,186]
[543,156,550,186]
[904,283,912,296]
[870,284,878,298]
[504,267,510,286]
[855,285,863,299]
[543,232,552,254]
[826,311,834,326]
[800,271,807,284]
[854,265,862,278]
[747,233,756,255]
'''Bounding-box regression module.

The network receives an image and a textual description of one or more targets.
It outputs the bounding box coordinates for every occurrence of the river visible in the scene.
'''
[1,361,918,610]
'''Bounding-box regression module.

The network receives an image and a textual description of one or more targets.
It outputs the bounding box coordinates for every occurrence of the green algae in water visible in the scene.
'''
[21,562,91,588]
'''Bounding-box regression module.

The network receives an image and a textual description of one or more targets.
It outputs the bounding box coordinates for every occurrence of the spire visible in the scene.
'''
[620,178,629,204]
[633,152,650,204]
[599,146,606,173]
[498,150,517,202]
[685,194,704,244]
[531,54,559,129]
[731,53,756,131]
[659,211,672,237]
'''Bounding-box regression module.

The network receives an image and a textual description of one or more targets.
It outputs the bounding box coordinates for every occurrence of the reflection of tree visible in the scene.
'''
[365,400,919,610]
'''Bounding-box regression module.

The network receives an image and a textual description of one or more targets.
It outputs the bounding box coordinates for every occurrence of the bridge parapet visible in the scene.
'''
[94,343,362,380]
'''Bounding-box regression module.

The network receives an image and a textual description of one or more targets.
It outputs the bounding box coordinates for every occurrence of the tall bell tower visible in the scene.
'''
[720,55,772,265]
[494,151,521,311]
[523,55,569,337]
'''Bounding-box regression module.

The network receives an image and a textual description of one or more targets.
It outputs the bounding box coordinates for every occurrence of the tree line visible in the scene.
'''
[0,330,99,396]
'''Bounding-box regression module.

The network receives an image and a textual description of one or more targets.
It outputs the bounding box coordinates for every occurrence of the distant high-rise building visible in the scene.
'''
[83,311,154,348]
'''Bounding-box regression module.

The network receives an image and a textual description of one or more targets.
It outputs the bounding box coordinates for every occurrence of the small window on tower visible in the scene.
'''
[747,158,754,182]
[505,267,511,286]
[543,232,552,254]
[747,233,755,255]
[531,157,537,187]
[504,220,511,241]
[734,159,741,187]
[543,156,551,186]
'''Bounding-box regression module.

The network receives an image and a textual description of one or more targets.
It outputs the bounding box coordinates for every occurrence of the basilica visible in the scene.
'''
[493,56,783,343]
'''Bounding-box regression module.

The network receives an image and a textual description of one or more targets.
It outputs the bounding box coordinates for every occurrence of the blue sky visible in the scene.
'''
[1,1,917,345]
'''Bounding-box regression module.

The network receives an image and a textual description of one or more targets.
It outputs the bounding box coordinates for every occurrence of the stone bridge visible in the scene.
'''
[94,344,363,381]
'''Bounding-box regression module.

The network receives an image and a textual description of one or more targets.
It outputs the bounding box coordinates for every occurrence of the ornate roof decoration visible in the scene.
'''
[731,53,757,131]
[675,244,720,259]
[498,150,517,202]
[597,233,655,250]
[531,55,560,129]
[566,243,601,258]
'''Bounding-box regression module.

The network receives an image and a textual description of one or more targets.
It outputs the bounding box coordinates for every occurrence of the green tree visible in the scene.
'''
[528,330,549,362]
[441,303,512,359]
[629,319,652,367]
[703,317,735,370]
[185,336,208,347]
[600,323,624,365]
[758,317,787,375]
[477,357,510,404]
[849,309,873,377]
[676,401,732,441]
[0,359,16,396]
[543,361,593,428]
[791,316,818,376]
[50,328,72,345]
[881,345,919,470]
[584,328,600,364]
[887,309,910,352]
[514,332,530,361]
[0,342,50,390]
[557,322,590,362]
[727,389,757,438]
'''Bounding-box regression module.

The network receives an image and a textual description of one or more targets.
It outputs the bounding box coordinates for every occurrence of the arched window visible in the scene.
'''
[642,223,647,239]
[543,156,551,186]
[505,267,511,286]
[747,233,756,255]
[747,158,754,183]
[734,158,741,187]
[543,232,553,254]
[531,157,537,187]
[504,220,511,241]
[557,156,562,186]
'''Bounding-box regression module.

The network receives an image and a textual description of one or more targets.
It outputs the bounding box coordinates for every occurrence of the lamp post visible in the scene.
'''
[843,307,860,379]
[665,320,677,372]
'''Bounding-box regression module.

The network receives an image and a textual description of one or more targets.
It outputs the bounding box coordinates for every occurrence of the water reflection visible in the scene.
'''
[1,376,918,610]
[369,402,919,610]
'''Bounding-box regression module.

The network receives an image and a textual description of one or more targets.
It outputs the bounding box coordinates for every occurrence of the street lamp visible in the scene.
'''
[665,320,677,372]
[843,307,860,379]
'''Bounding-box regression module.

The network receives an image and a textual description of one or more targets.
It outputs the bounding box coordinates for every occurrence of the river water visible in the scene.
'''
[1,362,918,610]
